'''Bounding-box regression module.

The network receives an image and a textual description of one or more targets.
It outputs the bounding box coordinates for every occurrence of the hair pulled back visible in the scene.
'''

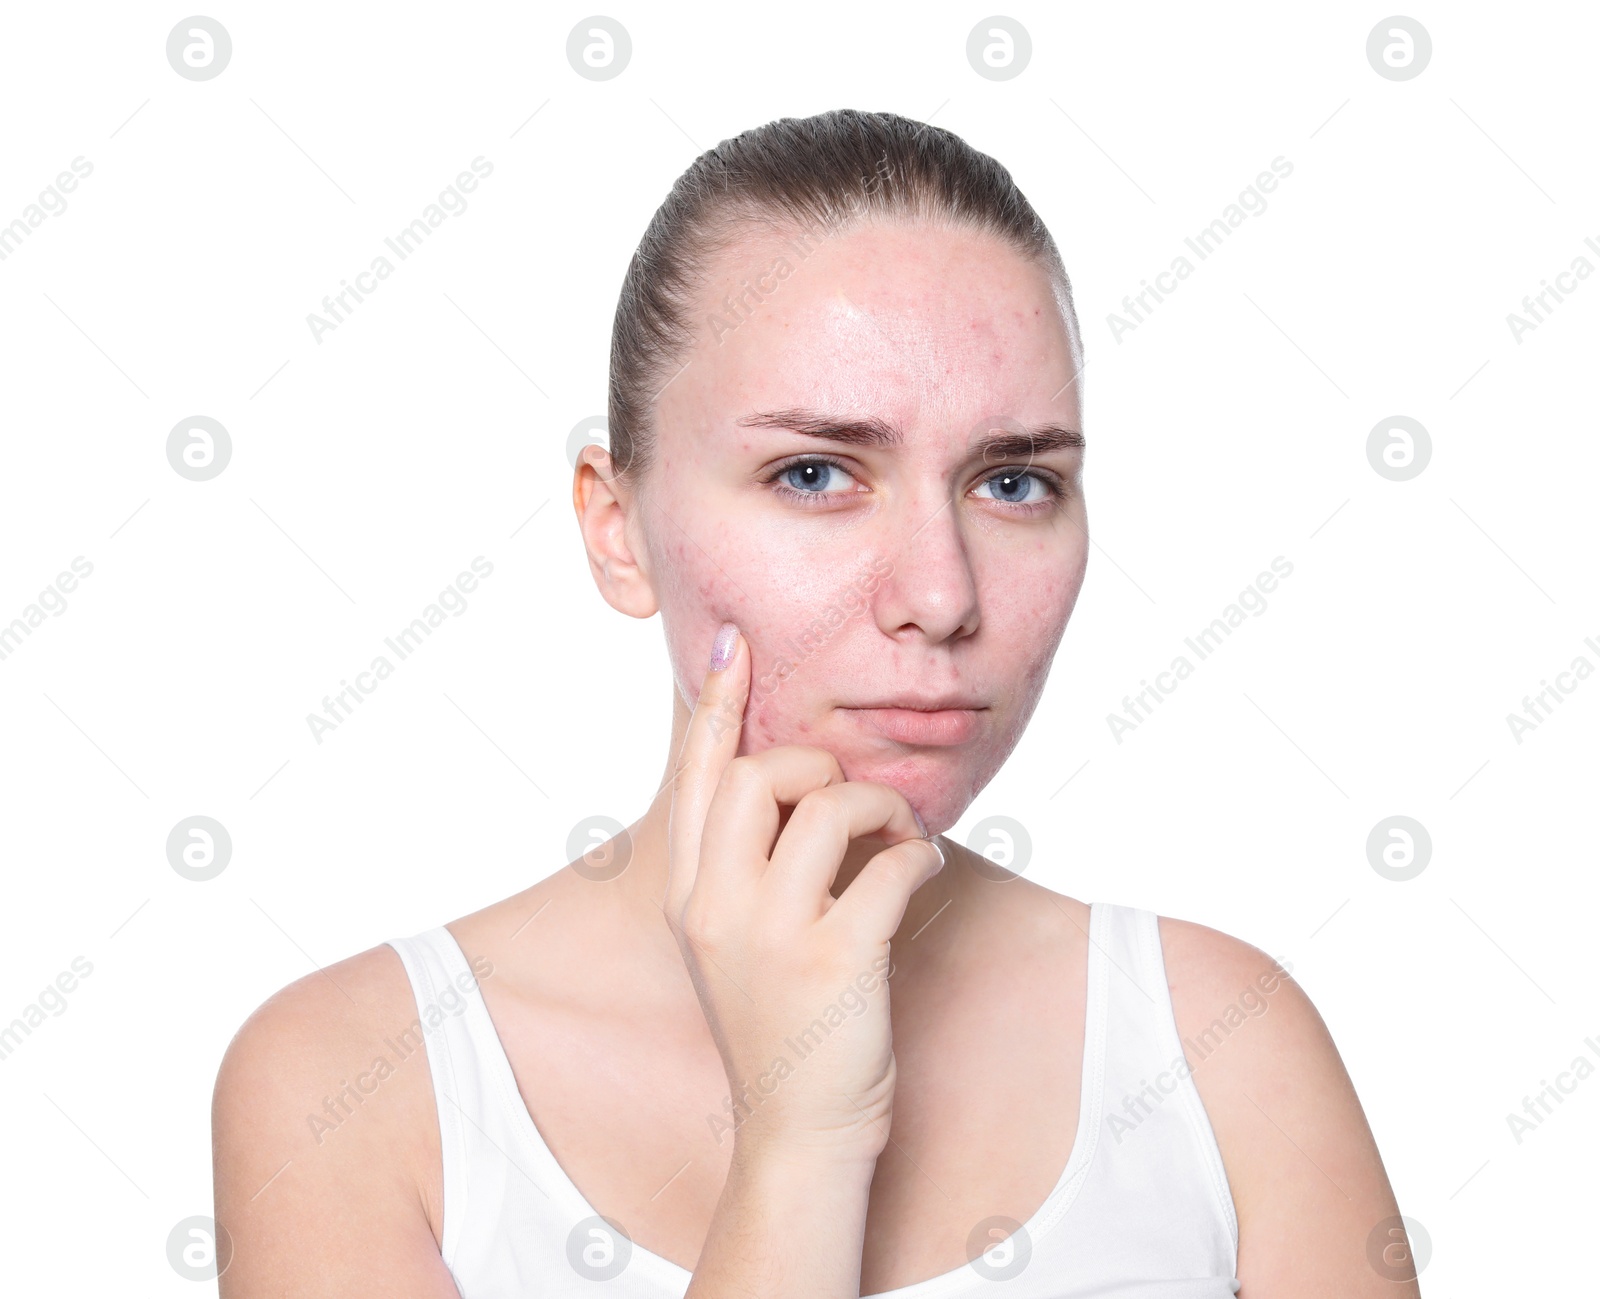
[607,108,1079,484]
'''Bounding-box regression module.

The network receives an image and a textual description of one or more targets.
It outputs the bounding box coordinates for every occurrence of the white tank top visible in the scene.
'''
[386,900,1240,1297]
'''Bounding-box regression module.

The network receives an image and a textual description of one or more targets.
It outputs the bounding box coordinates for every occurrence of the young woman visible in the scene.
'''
[213,110,1417,1298]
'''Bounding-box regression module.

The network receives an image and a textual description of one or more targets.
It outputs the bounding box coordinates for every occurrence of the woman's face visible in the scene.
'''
[638,216,1087,835]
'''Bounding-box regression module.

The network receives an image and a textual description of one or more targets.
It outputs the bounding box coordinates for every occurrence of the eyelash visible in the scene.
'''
[762,455,1067,512]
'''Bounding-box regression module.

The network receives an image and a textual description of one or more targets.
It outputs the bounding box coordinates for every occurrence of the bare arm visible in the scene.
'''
[212,954,461,1298]
[1162,917,1422,1298]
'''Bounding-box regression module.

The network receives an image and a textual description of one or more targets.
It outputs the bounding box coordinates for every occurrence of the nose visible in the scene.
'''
[868,491,981,643]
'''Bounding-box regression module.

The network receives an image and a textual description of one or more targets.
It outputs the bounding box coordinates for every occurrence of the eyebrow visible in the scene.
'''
[735,408,1085,462]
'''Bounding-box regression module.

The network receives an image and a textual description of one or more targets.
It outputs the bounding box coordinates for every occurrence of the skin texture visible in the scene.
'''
[212,215,1417,1299]
[626,217,1088,843]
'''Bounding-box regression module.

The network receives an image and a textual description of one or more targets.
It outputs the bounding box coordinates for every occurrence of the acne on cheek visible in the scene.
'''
[733,644,817,753]
[696,570,720,602]
[741,689,781,751]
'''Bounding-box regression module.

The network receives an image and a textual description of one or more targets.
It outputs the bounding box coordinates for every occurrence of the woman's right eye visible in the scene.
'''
[764,457,863,504]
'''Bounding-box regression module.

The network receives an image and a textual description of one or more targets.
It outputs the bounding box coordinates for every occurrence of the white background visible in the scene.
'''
[1,1,1594,1293]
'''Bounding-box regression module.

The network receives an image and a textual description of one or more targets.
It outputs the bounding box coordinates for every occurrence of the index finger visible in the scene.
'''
[664,621,749,925]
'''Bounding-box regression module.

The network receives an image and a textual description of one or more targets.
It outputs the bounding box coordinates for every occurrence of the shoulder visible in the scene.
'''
[1154,913,1300,1046]
[1153,910,1349,1153]
[214,939,425,1108]
[1153,913,1417,1296]
[212,941,456,1293]
[218,940,418,1059]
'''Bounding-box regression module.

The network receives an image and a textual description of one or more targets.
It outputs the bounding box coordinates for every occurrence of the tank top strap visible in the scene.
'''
[385,926,500,1272]
[1093,903,1240,1258]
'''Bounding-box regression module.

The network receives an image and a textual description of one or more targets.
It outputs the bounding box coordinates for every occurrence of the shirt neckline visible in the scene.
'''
[437,898,1109,1297]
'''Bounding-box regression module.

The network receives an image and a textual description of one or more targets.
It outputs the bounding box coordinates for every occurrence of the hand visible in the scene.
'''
[664,622,946,1165]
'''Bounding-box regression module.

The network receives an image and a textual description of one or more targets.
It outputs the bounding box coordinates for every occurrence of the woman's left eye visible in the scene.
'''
[973,468,1057,507]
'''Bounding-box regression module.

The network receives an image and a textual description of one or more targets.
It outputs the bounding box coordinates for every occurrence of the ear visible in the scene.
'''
[572,444,658,618]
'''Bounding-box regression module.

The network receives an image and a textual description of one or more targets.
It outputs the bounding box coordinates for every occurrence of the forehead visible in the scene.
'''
[661,218,1080,444]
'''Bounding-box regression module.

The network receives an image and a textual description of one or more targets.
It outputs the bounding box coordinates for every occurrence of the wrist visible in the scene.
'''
[730,1131,882,1185]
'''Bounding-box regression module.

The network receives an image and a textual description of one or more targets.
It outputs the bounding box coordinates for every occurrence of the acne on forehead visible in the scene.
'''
[659,222,1080,444]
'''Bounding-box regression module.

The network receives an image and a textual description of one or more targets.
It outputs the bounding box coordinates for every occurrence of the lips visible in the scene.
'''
[844,705,984,746]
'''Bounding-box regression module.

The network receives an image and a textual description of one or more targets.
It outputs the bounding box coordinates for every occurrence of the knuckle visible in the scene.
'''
[857,779,903,807]
[792,786,850,835]
[717,755,765,799]
[813,747,847,782]
[747,906,794,958]
[794,783,842,813]
[782,743,844,782]
[678,896,723,953]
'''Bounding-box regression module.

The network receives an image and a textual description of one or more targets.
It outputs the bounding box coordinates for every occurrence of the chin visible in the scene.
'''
[736,705,994,834]
[837,746,978,838]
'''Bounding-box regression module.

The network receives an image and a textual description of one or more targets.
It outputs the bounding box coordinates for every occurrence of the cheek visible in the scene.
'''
[660,551,740,707]
[977,545,1086,722]
[659,536,816,718]
[739,644,828,753]
[991,545,1084,641]
[740,691,783,752]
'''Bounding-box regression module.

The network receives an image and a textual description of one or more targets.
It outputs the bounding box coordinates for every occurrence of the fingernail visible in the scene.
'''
[709,621,738,671]
[912,807,928,837]
[927,837,945,869]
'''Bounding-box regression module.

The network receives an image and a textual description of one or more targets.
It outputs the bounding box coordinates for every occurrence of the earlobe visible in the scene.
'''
[573,449,658,619]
